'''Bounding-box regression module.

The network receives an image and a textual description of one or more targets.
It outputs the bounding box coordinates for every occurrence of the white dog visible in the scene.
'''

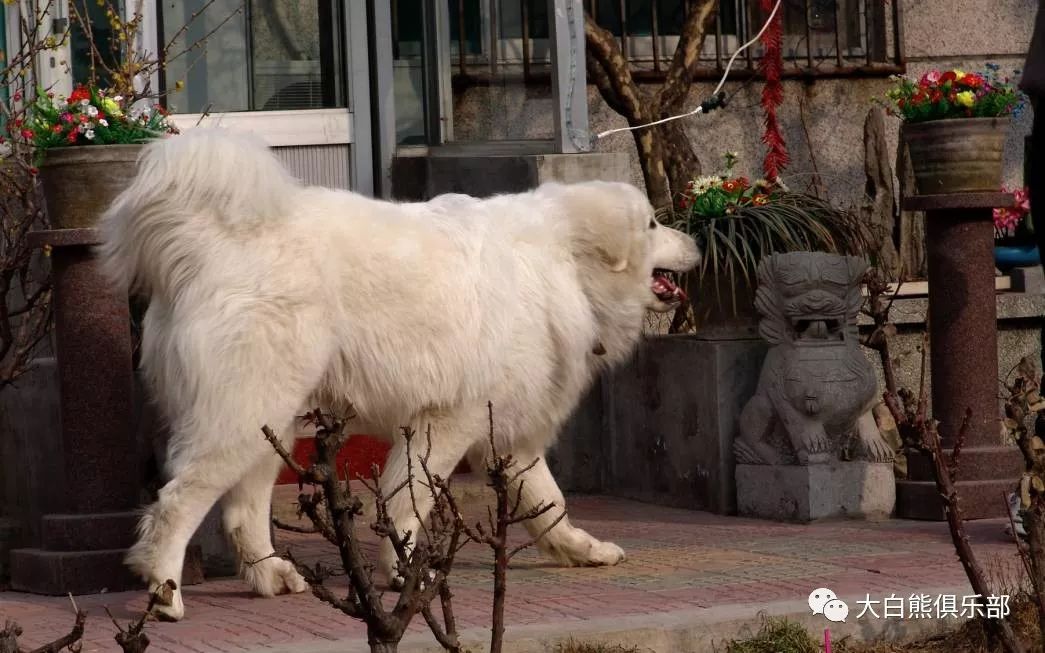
[97,129,699,621]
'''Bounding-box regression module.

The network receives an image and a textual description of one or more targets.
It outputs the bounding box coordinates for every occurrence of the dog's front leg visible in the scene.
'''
[376,408,481,585]
[487,452,625,568]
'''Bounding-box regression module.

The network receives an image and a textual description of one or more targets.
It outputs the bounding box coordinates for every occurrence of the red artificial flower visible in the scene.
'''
[20,129,33,140]
[12,91,21,102]
[66,131,77,143]
[68,85,90,103]
[940,71,958,83]
[736,176,750,189]
[677,195,691,210]
[61,112,73,123]
[28,167,38,176]
[930,89,943,103]
[78,114,89,123]
[13,118,22,128]
[912,90,927,104]
[959,73,984,88]
[752,194,770,206]
[52,125,62,133]
[722,179,739,193]
[897,98,906,109]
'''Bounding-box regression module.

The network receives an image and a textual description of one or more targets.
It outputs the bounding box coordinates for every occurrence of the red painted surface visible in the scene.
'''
[276,435,390,484]
[276,434,471,484]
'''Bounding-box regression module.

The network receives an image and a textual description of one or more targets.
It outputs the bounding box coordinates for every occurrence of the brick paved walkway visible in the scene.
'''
[0,482,1024,653]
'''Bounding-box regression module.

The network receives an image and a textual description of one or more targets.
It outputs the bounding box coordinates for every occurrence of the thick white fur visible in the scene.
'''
[96,128,700,620]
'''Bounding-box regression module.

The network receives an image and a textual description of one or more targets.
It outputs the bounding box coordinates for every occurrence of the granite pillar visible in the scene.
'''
[10,228,142,594]
[895,193,1024,520]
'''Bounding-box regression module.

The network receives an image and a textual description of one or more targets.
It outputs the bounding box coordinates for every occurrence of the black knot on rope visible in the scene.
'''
[700,91,728,114]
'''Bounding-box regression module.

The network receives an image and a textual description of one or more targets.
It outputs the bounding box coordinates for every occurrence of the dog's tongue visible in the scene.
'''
[652,272,687,302]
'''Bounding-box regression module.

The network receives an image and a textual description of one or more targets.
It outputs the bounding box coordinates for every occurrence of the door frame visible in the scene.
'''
[107,1,376,194]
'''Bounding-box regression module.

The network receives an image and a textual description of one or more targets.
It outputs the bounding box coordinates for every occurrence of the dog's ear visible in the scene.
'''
[595,220,635,272]
[550,182,646,273]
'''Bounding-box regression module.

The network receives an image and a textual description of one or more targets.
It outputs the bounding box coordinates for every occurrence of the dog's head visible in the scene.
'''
[539,181,701,313]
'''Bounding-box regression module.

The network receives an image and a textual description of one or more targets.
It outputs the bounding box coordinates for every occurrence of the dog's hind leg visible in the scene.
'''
[221,445,308,598]
[127,444,258,621]
[376,407,484,584]
[471,449,625,568]
[128,328,327,620]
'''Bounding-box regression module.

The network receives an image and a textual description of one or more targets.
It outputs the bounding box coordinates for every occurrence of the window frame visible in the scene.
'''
[419,0,591,153]
[139,0,375,194]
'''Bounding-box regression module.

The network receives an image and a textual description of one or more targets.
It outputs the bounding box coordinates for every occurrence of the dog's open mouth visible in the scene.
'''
[651,268,687,304]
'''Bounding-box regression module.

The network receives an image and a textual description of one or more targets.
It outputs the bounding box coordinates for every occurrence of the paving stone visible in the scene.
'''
[0,487,1023,652]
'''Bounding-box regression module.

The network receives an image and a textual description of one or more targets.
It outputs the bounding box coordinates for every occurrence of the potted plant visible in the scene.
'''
[20,85,178,229]
[882,65,1024,195]
[994,185,1037,269]
[665,154,873,335]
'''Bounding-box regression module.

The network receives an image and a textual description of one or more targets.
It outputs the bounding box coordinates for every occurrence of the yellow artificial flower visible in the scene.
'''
[101,97,123,116]
[955,90,975,107]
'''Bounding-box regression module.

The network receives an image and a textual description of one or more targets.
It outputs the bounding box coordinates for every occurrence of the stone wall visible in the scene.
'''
[451,0,1037,206]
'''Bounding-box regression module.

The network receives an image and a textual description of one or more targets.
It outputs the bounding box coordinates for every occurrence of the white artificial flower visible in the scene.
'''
[55,99,67,109]
[84,129,95,140]
[86,105,98,117]
[79,98,89,107]
[113,95,123,102]
[98,118,108,127]
[691,175,723,195]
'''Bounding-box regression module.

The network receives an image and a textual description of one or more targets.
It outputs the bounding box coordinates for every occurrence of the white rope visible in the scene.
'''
[593,0,783,141]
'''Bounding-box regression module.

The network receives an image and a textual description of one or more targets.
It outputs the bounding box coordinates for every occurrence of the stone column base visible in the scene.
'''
[736,462,895,522]
[10,510,142,595]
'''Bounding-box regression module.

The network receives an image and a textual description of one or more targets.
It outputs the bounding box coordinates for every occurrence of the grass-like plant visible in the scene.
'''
[663,156,875,315]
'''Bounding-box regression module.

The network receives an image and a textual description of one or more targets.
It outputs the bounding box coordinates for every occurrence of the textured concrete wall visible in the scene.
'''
[451,0,1037,204]
[591,0,1036,203]
[858,293,1045,425]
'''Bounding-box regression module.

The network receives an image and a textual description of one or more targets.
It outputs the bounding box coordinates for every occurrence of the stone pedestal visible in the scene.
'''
[737,462,895,522]
[598,335,768,514]
[391,148,631,200]
[10,228,142,595]
[895,193,1023,520]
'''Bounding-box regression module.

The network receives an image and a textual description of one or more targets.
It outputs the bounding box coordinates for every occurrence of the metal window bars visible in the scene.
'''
[447,0,904,85]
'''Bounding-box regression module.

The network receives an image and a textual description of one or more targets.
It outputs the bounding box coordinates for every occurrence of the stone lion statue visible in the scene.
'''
[734,252,893,466]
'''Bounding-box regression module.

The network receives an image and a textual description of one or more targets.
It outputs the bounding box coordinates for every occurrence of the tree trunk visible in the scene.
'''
[585,0,717,210]
[369,640,398,653]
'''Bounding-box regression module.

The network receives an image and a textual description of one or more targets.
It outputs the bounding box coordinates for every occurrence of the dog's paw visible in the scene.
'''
[551,532,626,567]
[583,540,626,566]
[148,581,185,622]
[246,557,308,597]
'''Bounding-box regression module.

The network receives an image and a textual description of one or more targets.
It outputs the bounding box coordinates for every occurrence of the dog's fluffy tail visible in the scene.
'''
[96,128,301,298]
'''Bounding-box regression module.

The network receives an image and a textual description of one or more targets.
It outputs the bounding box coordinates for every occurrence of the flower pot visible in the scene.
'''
[901,117,1008,194]
[38,144,145,229]
[994,244,1041,270]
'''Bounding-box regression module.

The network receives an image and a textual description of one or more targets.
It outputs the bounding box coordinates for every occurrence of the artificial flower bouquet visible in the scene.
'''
[994,186,1033,244]
[882,65,1023,123]
[676,153,778,216]
[17,84,178,159]
[677,174,778,216]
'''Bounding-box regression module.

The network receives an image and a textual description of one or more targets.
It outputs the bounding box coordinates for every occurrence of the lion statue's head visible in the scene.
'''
[753,252,867,346]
